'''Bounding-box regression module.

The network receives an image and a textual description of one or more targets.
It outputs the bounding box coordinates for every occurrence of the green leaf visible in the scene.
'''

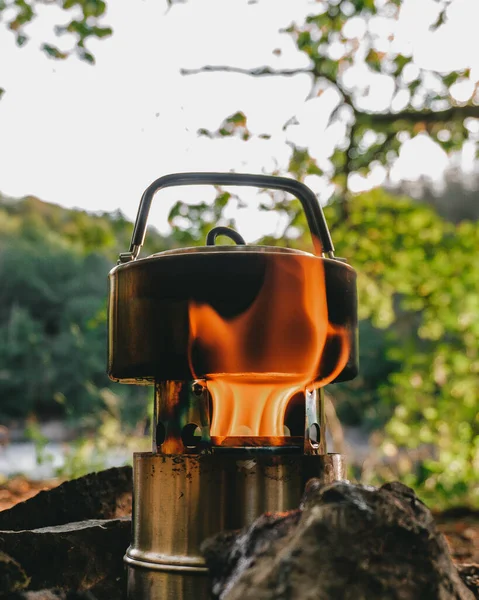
[78,48,95,64]
[366,49,383,73]
[42,44,68,60]
[394,55,412,76]
[214,192,231,210]
[429,9,446,30]
[331,149,346,169]
[297,30,312,51]
[226,111,247,127]
[83,0,107,18]
[288,146,323,180]
[91,25,112,39]
[318,58,339,80]
[443,72,461,87]
[197,128,213,138]
[16,33,28,47]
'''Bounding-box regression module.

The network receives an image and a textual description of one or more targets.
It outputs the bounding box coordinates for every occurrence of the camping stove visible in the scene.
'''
[107,173,358,600]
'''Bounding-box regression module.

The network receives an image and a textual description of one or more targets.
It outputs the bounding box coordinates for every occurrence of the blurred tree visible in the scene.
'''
[3,0,479,172]
[174,0,479,506]
[169,187,479,508]
[0,194,171,259]
[0,0,113,99]
[396,166,479,223]
[0,0,112,66]
[0,194,171,424]
[2,0,478,508]
[185,0,479,205]
[323,188,479,507]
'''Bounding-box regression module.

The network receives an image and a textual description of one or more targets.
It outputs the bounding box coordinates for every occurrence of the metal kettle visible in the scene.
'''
[107,172,358,386]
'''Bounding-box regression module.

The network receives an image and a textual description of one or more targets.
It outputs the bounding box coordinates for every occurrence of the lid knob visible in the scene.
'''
[206,226,246,246]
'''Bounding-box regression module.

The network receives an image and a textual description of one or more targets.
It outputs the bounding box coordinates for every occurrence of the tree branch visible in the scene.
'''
[182,63,357,114]
[181,65,313,77]
[182,64,479,127]
[338,122,357,218]
[358,105,479,125]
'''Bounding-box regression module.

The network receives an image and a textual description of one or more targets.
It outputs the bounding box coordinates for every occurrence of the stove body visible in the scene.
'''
[107,173,358,600]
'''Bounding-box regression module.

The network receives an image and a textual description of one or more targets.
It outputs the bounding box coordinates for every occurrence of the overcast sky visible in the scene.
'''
[1,0,478,241]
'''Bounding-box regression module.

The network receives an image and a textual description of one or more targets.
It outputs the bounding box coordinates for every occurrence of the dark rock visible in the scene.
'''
[457,564,479,599]
[202,479,474,600]
[0,519,130,600]
[0,551,29,594]
[3,590,97,599]
[0,468,132,532]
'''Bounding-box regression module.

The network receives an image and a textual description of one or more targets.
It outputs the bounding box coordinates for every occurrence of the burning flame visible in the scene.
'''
[188,253,349,438]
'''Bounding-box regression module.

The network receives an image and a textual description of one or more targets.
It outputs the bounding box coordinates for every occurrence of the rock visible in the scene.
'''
[0,551,29,594]
[0,519,130,600]
[202,480,474,600]
[0,468,132,532]
[457,564,479,599]
[3,590,97,599]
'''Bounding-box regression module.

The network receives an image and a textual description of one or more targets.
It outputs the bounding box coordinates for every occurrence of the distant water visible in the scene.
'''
[0,427,371,479]
[0,442,131,479]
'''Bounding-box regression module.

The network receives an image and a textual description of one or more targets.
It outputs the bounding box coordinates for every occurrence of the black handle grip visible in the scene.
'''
[124,172,335,261]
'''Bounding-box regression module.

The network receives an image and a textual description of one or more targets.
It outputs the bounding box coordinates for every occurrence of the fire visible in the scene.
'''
[207,377,302,439]
[188,253,349,438]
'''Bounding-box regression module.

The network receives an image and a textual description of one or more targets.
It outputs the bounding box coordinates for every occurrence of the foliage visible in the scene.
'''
[177,0,479,507]
[4,0,479,176]
[1,187,477,507]
[0,194,170,260]
[168,190,237,247]
[21,390,150,479]
[186,0,479,196]
[55,388,150,479]
[0,193,169,424]
[168,187,479,508]
[324,189,479,508]
[2,0,478,508]
[0,0,111,65]
[0,0,113,98]
[24,418,53,466]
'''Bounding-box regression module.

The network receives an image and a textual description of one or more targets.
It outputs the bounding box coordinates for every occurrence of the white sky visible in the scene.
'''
[1,0,478,241]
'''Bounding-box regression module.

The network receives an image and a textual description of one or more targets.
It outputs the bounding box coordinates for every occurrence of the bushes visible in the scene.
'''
[1,189,477,507]
[323,189,479,508]
[0,197,154,426]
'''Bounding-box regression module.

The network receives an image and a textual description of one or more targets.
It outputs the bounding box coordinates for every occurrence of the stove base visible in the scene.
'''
[126,451,345,600]
[127,566,209,600]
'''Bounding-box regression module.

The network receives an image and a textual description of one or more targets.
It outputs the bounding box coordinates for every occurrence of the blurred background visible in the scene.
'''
[0,0,478,511]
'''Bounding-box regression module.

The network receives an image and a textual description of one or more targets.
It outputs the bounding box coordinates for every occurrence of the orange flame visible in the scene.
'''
[188,253,349,438]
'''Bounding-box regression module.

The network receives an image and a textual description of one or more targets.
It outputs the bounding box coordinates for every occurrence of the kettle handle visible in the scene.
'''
[121,172,335,263]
